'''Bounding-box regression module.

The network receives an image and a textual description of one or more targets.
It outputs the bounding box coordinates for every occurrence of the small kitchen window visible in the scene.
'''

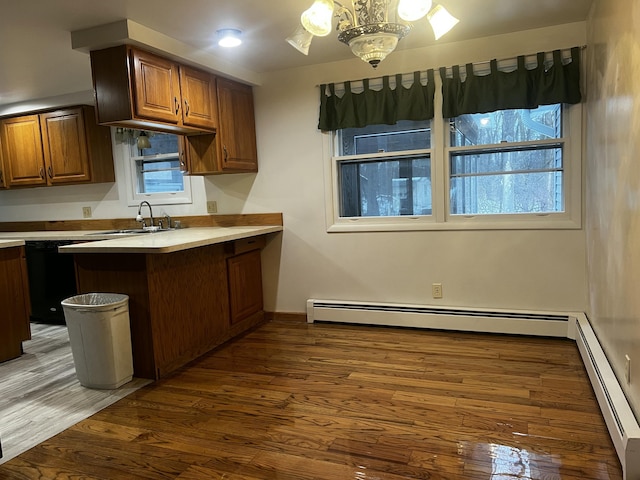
[121,130,192,206]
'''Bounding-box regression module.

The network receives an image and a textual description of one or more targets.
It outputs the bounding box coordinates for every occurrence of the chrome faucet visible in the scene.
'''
[158,214,172,230]
[136,201,154,229]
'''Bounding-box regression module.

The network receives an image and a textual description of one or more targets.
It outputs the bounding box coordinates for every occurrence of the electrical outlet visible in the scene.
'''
[82,206,92,218]
[432,283,443,299]
[626,355,631,384]
[207,201,218,214]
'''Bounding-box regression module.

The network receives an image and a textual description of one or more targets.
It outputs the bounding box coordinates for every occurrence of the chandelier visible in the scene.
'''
[287,0,459,68]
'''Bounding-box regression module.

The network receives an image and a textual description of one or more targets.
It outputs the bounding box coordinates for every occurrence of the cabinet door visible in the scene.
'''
[180,66,218,130]
[0,115,46,187]
[216,78,258,172]
[227,249,263,325]
[40,108,91,184]
[131,49,182,124]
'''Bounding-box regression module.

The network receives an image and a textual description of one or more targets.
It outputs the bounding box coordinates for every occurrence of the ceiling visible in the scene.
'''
[0,0,593,108]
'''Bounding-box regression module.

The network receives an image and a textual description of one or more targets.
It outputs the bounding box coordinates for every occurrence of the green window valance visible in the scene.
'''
[318,70,435,131]
[440,47,582,118]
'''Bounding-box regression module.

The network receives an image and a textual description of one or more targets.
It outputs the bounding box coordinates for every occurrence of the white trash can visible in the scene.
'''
[61,293,133,389]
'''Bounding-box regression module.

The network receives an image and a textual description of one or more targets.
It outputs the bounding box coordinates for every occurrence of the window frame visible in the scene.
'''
[324,97,582,232]
[121,136,193,207]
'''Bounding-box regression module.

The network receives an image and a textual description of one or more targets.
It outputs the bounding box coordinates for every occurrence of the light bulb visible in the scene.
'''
[287,24,314,55]
[301,0,334,37]
[217,29,242,48]
[427,5,459,40]
[398,0,432,22]
[137,131,151,149]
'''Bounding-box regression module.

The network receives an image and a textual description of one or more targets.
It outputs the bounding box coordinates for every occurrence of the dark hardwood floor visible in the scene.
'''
[0,318,623,479]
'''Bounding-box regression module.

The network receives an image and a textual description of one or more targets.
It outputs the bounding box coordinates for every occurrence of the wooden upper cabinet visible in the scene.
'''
[180,66,218,130]
[41,108,91,184]
[0,106,114,188]
[131,49,182,125]
[181,78,257,175]
[216,78,258,172]
[0,115,47,187]
[90,45,218,135]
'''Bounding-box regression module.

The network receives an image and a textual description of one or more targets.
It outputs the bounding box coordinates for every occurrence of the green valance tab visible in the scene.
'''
[440,47,582,118]
[318,69,435,131]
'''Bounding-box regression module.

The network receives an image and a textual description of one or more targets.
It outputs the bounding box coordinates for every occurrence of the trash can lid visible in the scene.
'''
[61,293,129,310]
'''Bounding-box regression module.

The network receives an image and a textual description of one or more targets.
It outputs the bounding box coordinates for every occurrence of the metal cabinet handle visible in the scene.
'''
[223,145,229,163]
[184,99,190,117]
[40,167,45,179]
[0,170,3,184]
[47,166,53,179]
[174,97,180,115]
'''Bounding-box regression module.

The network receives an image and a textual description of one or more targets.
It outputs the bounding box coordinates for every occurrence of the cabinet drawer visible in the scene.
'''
[227,236,266,255]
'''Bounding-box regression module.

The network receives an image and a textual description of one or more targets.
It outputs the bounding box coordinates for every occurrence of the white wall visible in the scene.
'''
[585,0,640,418]
[249,22,589,314]
[0,22,589,317]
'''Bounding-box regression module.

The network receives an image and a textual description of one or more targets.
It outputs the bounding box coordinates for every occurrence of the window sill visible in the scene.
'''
[327,214,581,232]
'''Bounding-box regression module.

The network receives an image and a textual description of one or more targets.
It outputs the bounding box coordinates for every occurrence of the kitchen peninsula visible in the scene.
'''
[59,225,282,379]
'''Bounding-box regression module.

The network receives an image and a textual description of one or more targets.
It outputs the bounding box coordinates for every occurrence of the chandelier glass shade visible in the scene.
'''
[292,0,459,67]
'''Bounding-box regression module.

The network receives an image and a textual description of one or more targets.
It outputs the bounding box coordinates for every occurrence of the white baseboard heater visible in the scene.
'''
[306,299,640,480]
[575,314,640,480]
[307,299,572,337]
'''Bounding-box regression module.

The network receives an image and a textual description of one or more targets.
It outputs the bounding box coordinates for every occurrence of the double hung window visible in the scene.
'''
[122,131,192,206]
[324,48,582,232]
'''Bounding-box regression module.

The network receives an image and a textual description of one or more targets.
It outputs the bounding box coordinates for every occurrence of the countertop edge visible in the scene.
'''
[58,226,283,254]
[0,239,26,249]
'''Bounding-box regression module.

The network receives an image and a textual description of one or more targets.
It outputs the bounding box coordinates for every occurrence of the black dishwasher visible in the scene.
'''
[25,241,78,323]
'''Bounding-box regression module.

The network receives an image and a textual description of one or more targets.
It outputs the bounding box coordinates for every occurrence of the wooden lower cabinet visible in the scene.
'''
[0,246,31,363]
[73,239,266,379]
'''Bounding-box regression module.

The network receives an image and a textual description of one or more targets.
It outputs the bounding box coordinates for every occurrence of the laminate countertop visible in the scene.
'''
[0,231,124,241]
[0,239,25,249]
[58,226,283,254]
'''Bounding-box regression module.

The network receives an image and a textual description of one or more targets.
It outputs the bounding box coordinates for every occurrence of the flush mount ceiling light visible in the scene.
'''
[292,0,459,68]
[217,28,242,48]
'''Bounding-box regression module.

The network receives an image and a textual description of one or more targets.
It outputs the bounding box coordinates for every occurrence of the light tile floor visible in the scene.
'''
[0,322,149,464]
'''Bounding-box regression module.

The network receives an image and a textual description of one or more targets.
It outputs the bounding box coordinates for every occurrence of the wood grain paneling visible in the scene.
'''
[0,319,623,479]
[146,244,230,377]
